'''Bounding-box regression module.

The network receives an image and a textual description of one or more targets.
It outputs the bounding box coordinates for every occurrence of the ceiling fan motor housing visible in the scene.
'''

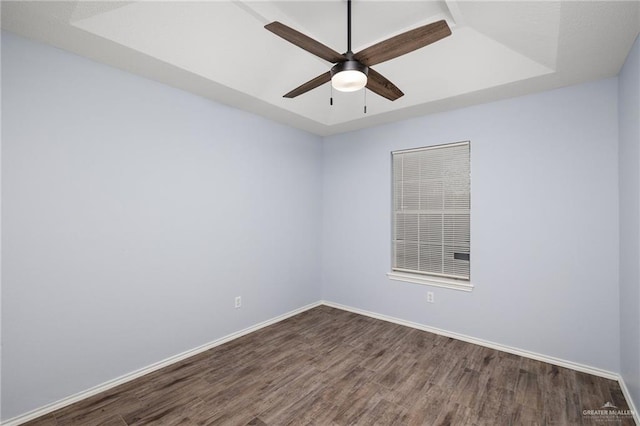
[330,60,369,79]
[330,60,369,92]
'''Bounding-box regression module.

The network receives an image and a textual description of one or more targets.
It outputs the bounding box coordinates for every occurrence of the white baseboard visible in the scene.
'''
[618,375,640,425]
[1,301,321,426]
[321,300,619,381]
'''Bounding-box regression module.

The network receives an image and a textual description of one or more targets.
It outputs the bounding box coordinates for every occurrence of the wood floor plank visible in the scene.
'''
[22,306,633,425]
[356,399,409,425]
[329,387,383,425]
[55,393,141,426]
[253,367,329,423]
[405,382,453,425]
[20,414,58,426]
[122,394,202,426]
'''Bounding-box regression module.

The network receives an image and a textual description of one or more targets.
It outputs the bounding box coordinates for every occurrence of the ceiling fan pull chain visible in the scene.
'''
[364,88,367,114]
[330,85,334,106]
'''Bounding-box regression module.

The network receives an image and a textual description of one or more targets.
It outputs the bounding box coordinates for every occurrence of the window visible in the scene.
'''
[388,141,472,291]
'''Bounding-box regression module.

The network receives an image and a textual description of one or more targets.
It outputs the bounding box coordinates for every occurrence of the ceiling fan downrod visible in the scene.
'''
[330,0,368,92]
[347,0,352,54]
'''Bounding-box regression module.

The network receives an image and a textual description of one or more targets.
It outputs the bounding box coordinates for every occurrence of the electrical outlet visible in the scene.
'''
[427,291,435,303]
[235,296,241,308]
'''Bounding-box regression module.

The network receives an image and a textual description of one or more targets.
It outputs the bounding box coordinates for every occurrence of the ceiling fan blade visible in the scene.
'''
[366,68,404,101]
[354,20,451,66]
[265,21,345,64]
[284,72,332,98]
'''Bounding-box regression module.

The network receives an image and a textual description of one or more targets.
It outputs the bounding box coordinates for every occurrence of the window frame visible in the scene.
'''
[387,141,473,292]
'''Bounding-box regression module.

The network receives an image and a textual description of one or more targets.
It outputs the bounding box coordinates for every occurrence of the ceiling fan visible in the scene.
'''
[265,0,452,101]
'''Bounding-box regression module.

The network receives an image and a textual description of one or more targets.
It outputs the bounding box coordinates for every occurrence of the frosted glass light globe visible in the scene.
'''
[331,70,367,92]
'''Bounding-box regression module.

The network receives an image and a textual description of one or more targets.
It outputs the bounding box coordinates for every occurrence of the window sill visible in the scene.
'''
[387,271,474,292]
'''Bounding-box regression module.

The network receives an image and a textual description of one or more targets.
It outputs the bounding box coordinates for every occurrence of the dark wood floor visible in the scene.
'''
[23,305,632,426]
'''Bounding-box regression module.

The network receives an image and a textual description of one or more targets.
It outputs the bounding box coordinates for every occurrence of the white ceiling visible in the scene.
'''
[2,1,639,136]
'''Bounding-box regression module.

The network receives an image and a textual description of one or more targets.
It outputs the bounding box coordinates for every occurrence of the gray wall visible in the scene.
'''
[322,78,621,373]
[1,32,322,420]
[619,34,640,412]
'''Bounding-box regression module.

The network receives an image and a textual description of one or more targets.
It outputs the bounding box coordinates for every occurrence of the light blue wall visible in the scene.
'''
[322,78,621,373]
[1,32,323,420]
[2,29,636,422]
[619,34,640,413]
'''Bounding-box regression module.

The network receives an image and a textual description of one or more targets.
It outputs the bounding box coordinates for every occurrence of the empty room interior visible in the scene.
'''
[1,0,640,425]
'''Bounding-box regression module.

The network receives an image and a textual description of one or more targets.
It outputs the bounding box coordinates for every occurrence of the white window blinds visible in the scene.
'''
[392,141,470,280]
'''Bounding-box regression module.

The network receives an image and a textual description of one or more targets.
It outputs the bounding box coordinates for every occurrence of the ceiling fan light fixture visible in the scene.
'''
[331,60,368,92]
